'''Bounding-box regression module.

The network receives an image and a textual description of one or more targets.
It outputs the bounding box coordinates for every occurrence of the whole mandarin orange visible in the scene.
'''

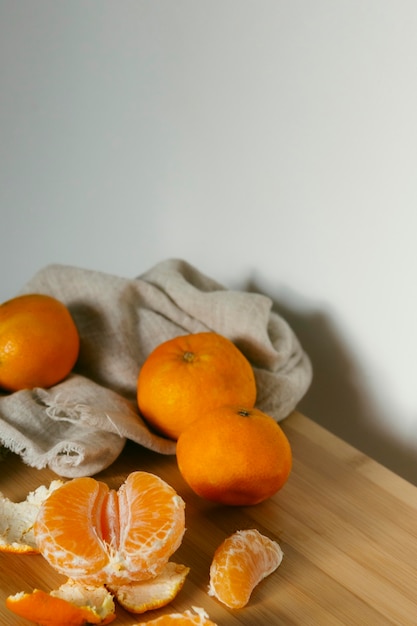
[137,332,256,441]
[0,293,80,392]
[176,405,292,506]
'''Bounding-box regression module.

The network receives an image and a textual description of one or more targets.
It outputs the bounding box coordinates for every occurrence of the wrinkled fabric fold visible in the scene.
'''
[0,258,312,477]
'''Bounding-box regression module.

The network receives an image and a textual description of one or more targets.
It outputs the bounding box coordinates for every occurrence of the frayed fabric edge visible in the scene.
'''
[0,433,85,471]
[0,432,126,477]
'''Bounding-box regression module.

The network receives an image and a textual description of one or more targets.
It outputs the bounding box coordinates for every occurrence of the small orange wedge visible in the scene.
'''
[132,606,218,625]
[6,578,116,626]
[109,562,190,614]
[208,528,283,608]
[0,480,63,554]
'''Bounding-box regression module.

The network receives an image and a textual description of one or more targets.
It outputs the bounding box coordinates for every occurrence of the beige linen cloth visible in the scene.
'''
[0,259,312,477]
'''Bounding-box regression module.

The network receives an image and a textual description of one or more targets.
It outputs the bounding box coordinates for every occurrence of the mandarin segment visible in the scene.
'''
[34,471,186,586]
[176,405,292,505]
[208,528,283,609]
[34,477,111,581]
[137,332,257,440]
[0,293,80,392]
[117,472,186,580]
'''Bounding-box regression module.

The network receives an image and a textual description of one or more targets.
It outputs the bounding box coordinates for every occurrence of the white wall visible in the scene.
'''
[1,1,416,483]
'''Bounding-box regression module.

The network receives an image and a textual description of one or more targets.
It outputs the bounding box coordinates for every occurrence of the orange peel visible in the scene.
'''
[109,561,190,614]
[6,578,116,625]
[131,606,218,625]
[0,480,64,554]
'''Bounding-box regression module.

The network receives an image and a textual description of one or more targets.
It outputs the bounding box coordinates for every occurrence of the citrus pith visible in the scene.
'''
[6,581,116,626]
[131,607,218,625]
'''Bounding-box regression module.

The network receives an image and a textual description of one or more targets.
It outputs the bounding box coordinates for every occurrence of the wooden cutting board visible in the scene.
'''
[1,411,417,625]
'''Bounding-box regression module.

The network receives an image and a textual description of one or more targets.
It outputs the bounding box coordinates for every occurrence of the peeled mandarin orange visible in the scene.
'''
[208,529,284,609]
[34,471,185,586]
[6,580,116,626]
[0,293,80,392]
[108,562,190,614]
[137,332,256,440]
[131,607,218,625]
[0,480,63,554]
[176,405,292,506]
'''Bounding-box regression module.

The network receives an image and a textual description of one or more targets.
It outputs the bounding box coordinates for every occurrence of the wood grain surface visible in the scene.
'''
[1,411,417,625]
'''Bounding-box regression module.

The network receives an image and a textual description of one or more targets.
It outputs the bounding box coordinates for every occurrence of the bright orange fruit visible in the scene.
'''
[137,332,256,440]
[176,406,292,505]
[6,579,116,625]
[131,607,218,625]
[34,472,186,586]
[208,529,284,609]
[0,293,79,392]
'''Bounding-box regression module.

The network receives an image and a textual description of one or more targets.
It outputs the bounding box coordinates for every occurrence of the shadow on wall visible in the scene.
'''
[246,279,417,487]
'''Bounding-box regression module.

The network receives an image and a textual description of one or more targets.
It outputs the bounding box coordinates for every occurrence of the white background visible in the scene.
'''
[1,1,416,483]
